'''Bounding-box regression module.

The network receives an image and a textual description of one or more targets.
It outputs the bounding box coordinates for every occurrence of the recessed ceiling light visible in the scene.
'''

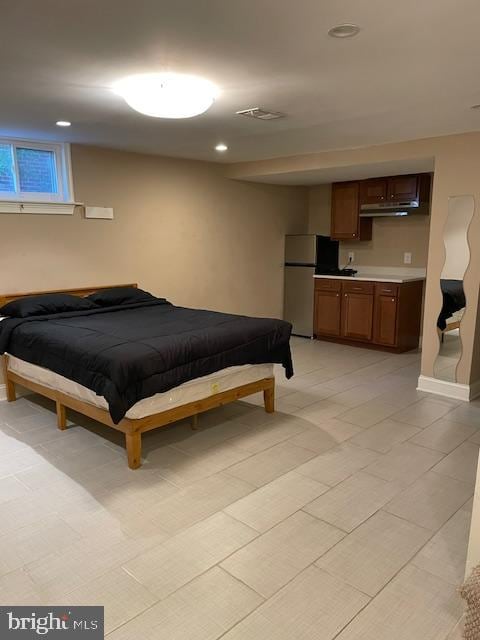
[215,143,228,152]
[113,73,218,119]
[328,23,361,38]
[56,120,71,127]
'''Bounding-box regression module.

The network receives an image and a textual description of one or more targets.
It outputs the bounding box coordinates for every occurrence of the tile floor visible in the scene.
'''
[0,337,478,638]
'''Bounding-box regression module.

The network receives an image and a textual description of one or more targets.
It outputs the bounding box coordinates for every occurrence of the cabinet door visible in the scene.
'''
[314,290,341,337]
[341,292,374,342]
[387,175,418,202]
[331,182,360,240]
[359,179,387,204]
[374,295,398,346]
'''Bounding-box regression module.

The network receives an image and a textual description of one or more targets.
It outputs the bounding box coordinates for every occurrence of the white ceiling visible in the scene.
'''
[2,0,480,163]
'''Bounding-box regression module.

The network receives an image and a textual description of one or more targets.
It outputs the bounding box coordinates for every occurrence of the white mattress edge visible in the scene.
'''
[7,356,274,419]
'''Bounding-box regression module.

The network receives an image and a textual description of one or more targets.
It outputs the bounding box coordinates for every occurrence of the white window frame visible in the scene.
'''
[0,138,76,215]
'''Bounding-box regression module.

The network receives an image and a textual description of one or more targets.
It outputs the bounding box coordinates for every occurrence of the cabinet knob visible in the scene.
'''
[392,298,395,302]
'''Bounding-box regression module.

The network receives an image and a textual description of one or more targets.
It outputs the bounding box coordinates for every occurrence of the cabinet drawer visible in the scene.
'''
[375,283,399,297]
[342,281,374,295]
[314,278,342,292]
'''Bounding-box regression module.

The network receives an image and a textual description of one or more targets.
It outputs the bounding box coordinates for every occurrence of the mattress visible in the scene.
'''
[8,355,273,420]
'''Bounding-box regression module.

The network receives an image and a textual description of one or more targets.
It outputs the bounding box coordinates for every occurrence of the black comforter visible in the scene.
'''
[437,279,466,331]
[0,300,293,423]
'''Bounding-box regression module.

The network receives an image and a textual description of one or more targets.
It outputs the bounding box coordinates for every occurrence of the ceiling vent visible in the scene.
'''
[235,107,286,120]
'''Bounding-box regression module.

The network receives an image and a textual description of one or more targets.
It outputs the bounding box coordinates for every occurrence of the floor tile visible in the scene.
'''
[0,515,81,576]
[222,566,370,640]
[228,416,307,454]
[286,424,356,453]
[221,511,345,597]
[431,441,479,485]
[225,441,316,487]
[391,399,455,428]
[337,564,462,640]
[410,419,477,454]
[445,403,480,428]
[316,510,431,595]
[123,512,257,598]
[148,472,253,535]
[338,400,399,428]
[296,444,379,487]
[328,384,386,408]
[108,567,263,640]
[385,471,473,531]
[225,471,328,532]
[349,419,421,453]
[0,338,475,637]
[0,475,32,505]
[25,536,150,601]
[296,400,351,423]
[304,471,401,532]
[364,442,445,486]
[149,442,251,487]
[0,568,44,605]
[412,506,472,585]
[59,567,157,634]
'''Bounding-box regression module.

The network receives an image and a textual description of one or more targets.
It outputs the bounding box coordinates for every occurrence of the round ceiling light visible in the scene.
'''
[215,143,228,152]
[328,23,361,38]
[56,120,71,127]
[113,73,218,119]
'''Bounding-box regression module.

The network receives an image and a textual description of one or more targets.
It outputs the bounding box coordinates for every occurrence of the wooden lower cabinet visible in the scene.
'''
[342,292,374,341]
[314,278,424,352]
[314,289,341,337]
[373,294,398,346]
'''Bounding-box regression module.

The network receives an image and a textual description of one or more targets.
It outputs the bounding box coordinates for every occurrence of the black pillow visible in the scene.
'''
[86,287,157,307]
[0,293,97,318]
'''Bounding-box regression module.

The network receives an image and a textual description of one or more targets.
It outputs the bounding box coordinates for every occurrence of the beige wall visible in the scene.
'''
[0,145,308,383]
[307,185,331,236]
[307,184,430,268]
[227,132,480,388]
[339,217,430,268]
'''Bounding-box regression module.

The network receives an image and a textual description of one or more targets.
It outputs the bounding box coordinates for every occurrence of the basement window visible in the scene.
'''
[0,138,75,214]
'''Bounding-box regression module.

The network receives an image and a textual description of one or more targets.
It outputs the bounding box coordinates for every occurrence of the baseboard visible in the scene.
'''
[417,375,474,401]
[0,384,6,402]
[469,379,480,401]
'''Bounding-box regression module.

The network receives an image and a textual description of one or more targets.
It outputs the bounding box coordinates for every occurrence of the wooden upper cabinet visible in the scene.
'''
[331,181,369,241]
[359,179,387,204]
[331,182,359,240]
[387,175,419,202]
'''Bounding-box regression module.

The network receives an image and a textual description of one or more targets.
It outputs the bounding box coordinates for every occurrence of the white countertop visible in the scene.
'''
[313,273,425,284]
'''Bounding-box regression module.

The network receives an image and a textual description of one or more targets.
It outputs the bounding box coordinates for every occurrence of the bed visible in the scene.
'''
[437,279,466,334]
[0,284,293,468]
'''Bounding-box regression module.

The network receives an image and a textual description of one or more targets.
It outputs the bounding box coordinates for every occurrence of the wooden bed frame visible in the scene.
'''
[0,284,275,469]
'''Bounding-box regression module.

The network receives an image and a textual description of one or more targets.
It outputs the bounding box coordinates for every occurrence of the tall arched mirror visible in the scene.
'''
[434,195,474,382]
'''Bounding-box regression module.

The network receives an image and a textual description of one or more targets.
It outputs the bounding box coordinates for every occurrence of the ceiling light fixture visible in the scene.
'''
[215,143,228,152]
[328,23,361,38]
[113,73,218,119]
[56,120,71,127]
